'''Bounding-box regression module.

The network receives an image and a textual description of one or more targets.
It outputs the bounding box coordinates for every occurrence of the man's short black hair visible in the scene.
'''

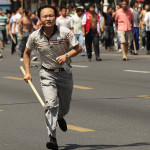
[38,5,58,19]
[89,4,95,8]
[60,6,67,11]
[24,9,30,16]
[121,0,129,5]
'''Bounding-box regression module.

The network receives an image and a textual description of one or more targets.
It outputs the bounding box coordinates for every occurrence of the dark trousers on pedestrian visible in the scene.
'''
[104,26,114,49]
[11,34,17,54]
[141,25,147,47]
[85,29,100,59]
[21,32,30,58]
[130,27,139,51]
[146,31,150,51]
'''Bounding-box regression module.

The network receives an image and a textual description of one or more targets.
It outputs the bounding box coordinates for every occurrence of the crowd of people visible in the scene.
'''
[0,0,150,61]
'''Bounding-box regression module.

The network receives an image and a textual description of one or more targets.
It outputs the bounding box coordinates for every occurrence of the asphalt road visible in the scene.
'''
[0,44,150,150]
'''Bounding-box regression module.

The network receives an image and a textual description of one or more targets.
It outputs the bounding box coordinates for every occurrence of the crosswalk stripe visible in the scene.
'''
[67,125,95,132]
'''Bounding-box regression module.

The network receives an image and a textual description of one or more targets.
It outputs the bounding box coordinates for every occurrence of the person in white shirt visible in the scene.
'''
[71,6,85,56]
[56,7,72,29]
[9,11,17,54]
[144,10,150,55]
[14,7,23,55]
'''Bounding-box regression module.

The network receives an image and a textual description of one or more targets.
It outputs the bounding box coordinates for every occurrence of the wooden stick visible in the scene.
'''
[20,66,47,110]
[10,33,16,44]
[133,39,137,54]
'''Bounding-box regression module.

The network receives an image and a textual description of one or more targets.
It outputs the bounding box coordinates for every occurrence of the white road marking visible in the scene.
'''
[124,70,150,74]
[72,65,88,68]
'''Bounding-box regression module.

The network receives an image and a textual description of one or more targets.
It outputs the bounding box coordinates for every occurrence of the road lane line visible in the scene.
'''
[137,95,150,99]
[124,70,150,74]
[3,76,24,80]
[72,65,88,68]
[73,85,93,90]
[67,125,95,132]
[3,76,94,90]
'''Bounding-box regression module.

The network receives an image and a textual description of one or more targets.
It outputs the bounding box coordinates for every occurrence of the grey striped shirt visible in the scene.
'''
[26,25,79,69]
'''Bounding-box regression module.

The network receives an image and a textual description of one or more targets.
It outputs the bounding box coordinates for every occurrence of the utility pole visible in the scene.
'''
[21,0,23,9]
[103,0,109,12]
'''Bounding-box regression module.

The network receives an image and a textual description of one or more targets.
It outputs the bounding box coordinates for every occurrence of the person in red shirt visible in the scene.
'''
[82,4,101,61]
[115,0,134,61]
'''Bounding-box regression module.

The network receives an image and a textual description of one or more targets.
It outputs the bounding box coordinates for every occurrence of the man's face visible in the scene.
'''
[40,8,56,28]
[89,6,95,13]
[122,2,128,10]
[19,8,23,14]
[145,5,149,11]
[134,2,138,8]
[27,11,32,17]
[61,8,67,17]
[77,11,83,17]
[108,8,112,13]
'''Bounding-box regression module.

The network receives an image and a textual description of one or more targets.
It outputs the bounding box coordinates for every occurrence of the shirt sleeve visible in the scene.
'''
[82,14,86,26]
[144,13,148,22]
[66,28,79,47]
[26,34,36,50]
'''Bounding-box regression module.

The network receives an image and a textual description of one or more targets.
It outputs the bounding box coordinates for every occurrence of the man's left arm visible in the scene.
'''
[56,44,82,64]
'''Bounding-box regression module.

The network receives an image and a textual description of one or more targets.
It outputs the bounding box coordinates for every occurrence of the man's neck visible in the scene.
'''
[122,8,128,12]
[90,12,95,16]
[43,26,54,38]
[62,15,66,18]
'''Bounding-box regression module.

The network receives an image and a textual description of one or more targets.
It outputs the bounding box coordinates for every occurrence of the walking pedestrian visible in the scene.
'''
[56,7,72,29]
[9,11,17,54]
[14,7,23,55]
[103,6,114,51]
[82,4,101,61]
[144,8,150,55]
[71,6,85,56]
[140,4,149,50]
[23,5,82,150]
[18,9,37,61]
[115,0,134,61]
[130,2,140,55]
[0,8,7,50]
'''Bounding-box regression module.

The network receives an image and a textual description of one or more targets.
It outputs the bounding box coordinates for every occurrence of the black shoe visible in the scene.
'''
[58,118,67,132]
[96,57,102,61]
[130,51,134,55]
[46,135,58,150]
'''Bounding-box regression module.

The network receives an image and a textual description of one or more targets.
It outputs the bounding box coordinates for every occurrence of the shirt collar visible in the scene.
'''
[40,25,58,36]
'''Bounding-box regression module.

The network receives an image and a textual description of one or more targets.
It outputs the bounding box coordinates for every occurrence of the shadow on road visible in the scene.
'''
[60,142,150,150]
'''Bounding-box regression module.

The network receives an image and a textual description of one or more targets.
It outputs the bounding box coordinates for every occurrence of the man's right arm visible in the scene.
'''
[23,47,32,82]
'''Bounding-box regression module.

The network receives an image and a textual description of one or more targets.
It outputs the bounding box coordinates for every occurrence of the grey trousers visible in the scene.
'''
[39,68,73,138]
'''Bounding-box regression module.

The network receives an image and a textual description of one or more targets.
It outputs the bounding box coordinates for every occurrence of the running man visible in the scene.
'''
[23,5,82,150]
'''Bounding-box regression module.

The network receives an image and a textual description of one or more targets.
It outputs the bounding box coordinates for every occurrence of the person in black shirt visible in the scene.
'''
[103,6,114,51]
